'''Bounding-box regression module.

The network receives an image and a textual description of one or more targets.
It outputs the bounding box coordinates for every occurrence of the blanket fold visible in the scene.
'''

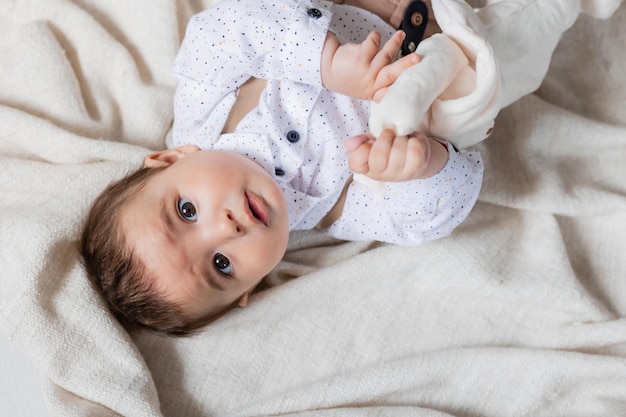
[1,1,625,416]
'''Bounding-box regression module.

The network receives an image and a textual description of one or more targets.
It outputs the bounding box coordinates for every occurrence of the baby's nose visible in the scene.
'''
[218,210,243,237]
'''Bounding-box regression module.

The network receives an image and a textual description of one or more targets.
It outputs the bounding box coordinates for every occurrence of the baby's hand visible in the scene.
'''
[321,30,420,101]
[345,128,448,182]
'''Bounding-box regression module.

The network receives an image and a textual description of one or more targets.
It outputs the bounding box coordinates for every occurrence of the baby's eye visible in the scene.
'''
[177,198,197,222]
[213,253,232,276]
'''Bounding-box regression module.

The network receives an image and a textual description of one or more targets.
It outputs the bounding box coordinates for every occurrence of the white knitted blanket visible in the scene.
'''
[1,1,625,416]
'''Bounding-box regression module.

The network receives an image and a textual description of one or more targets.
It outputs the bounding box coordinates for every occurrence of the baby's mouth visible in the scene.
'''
[246,193,269,226]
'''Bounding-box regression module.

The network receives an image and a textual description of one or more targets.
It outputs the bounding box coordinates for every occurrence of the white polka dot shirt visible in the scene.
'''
[171,0,482,245]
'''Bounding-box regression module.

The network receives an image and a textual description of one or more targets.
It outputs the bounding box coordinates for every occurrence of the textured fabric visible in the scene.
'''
[1,0,625,416]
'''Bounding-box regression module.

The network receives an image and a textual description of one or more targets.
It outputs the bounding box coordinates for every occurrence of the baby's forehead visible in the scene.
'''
[131,167,170,200]
[119,188,163,241]
[120,206,172,285]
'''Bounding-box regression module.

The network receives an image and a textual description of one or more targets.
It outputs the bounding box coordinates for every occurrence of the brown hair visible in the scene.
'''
[80,166,221,336]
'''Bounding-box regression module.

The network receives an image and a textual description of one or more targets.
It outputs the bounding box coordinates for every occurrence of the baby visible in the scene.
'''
[81,0,484,335]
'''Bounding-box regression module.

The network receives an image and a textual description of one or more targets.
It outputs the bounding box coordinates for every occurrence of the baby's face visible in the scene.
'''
[121,147,289,320]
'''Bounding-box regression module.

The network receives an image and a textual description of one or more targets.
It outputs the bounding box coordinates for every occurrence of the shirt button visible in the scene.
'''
[275,167,285,176]
[307,8,322,19]
[286,130,300,143]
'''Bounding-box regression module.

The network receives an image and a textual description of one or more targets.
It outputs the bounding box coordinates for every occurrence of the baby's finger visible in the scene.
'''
[344,133,373,152]
[347,139,372,174]
[368,129,396,174]
[372,30,405,68]
[386,135,409,176]
[360,30,382,60]
[375,52,420,90]
[372,86,388,103]
[403,134,430,177]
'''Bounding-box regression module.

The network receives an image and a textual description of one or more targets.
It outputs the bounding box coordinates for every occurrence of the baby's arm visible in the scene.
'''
[323,140,482,245]
[320,30,420,101]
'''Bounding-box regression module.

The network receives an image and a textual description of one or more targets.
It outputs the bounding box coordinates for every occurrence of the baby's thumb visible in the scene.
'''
[345,135,373,175]
[344,134,371,152]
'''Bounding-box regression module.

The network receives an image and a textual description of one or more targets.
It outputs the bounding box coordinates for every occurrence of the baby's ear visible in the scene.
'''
[143,144,200,168]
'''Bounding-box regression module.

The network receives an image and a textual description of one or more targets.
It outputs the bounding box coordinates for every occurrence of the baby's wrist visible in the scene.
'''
[320,32,340,90]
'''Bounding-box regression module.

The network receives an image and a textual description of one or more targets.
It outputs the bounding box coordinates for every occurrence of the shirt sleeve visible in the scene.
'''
[171,0,334,147]
[324,141,483,245]
[173,0,332,89]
